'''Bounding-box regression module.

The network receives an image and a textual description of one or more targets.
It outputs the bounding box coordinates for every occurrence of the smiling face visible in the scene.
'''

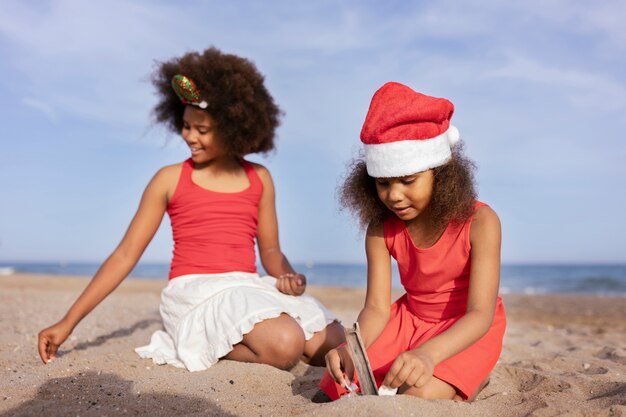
[374,170,435,221]
[181,106,224,164]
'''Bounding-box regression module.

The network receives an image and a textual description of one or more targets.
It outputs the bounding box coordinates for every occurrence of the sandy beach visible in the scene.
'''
[1,273,624,416]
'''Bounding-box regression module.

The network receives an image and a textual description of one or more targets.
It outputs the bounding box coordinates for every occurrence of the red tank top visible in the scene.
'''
[167,158,263,279]
[384,202,487,321]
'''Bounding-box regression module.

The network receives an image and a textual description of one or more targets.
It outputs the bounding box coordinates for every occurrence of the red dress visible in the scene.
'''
[167,158,262,279]
[320,202,506,400]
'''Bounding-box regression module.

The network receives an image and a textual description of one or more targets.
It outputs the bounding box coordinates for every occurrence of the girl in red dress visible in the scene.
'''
[321,82,506,401]
[38,47,344,372]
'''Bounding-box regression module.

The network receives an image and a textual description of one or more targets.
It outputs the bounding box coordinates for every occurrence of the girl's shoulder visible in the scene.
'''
[243,160,272,185]
[148,162,186,199]
[470,204,501,241]
[245,160,269,174]
[472,203,499,223]
[153,161,185,184]
[366,219,385,238]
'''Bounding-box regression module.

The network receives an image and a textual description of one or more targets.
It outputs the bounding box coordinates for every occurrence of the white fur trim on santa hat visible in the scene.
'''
[364,126,459,177]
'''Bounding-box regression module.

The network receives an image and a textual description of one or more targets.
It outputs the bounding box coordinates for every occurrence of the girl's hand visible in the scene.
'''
[325,343,355,390]
[382,349,435,389]
[276,273,306,296]
[38,320,72,364]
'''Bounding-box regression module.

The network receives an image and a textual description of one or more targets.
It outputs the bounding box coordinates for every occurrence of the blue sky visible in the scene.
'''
[1,0,625,265]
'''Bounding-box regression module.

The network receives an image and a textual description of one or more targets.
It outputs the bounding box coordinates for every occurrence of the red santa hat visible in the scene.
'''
[360,82,460,178]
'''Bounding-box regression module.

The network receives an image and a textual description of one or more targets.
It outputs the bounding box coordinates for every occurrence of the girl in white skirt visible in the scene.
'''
[38,47,344,372]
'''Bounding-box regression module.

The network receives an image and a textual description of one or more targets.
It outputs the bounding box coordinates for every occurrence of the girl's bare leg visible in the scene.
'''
[225,314,305,370]
[399,377,458,400]
[400,375,490,401]
[301,321,345,366]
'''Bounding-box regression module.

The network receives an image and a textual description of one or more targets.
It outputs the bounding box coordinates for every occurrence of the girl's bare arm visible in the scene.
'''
[357,221,393,347]
[253,164,303,295]
[325,221,392,385]
[37,166,175,363]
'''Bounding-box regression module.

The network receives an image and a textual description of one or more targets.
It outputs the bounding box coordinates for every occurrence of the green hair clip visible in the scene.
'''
[171,74,208,109]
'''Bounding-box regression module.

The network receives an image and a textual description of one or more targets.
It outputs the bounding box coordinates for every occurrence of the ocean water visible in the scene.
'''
[1,262,625,296]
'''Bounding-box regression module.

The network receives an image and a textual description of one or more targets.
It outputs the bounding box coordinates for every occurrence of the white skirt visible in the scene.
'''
[135,272,339,371]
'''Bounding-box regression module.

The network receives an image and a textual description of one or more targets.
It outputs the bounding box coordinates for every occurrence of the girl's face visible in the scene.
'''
[375,170,434,221]
[181,106,224,164]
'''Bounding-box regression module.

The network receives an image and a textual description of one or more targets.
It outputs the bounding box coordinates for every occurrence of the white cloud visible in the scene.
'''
[21,97,58,122]
[0,0,180,61]
[483,52,626,112]
[508,0,626,48]
[0,0,185,127]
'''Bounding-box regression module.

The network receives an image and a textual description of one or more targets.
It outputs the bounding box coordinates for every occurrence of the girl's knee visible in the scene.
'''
[268,329,305,369]
[325,321,346,346]
[237,314,306,369]
[275,325,305,350]
[260,316,305,369]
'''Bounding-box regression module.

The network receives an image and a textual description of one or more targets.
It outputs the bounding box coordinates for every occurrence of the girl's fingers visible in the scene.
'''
[37,335,49,364]
[292,277,305,295]
[297,274,307,294]
[287,277,298,295]
[38,334,58,364]
[275,274,307,296]
[325,351,345,385]
[403,372,420,388]
[382,356,404,387]
[290,277,299,294]
[384,352,433,388]
[276,277,288,294]
[415,372,432,388]
[384,356,425,388]
[48,342,58,361]
[277,274,306,296]
[276,275,297,295]
[295,274,306,287]
[389,363,415,388]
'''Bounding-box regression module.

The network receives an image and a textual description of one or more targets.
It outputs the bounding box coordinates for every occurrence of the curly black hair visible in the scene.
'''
[151,47,282,155]
[339,144,477,230]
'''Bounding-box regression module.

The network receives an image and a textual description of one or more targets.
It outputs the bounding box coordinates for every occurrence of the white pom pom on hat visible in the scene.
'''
[360,82,460,178]
[446,125,460,147]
